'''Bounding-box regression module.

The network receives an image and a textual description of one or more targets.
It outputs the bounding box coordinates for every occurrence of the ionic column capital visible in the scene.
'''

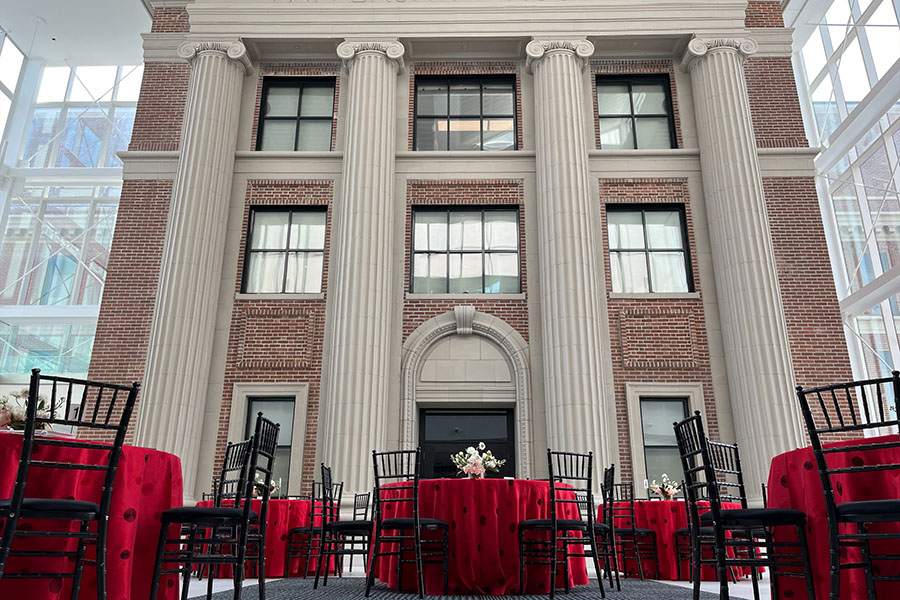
[525,39,594,73]
[337,40,406,72]
[681,37,759,71]
[177,40,253,75]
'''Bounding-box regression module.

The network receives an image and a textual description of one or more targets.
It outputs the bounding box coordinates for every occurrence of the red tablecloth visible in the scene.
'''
[374,478,589,595]
[0,430,183,600]
[768,434,900,600]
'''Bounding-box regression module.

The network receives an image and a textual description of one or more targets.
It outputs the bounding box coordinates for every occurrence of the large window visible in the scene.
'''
[256,78,335,151]
[0,33,24,139]
[411,207,520,294]
[414,76,516,151]
[640,397,688,486]
[596,75,676,150]
[246,396,294,497]
[242,208,326,294]
[607,205,692,293]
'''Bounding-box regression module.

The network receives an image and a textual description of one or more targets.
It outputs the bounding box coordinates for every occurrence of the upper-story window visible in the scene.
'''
[257,78,335,151]
[411,207,520,293]
[597,75,676,150]
[242,208,326,294]
[414,76,516,151]
[607,205,692,293]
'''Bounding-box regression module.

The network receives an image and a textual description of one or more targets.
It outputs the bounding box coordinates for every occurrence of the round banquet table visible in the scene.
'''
[767,434,900,600]
[0,430,183,600]
[374,478,589,595]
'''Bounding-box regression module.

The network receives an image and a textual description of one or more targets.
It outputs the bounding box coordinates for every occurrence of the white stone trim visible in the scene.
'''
[609,292,701,300]
[234,293,324,301]
[406,293,526,301]
[400,309,534,478]
[229,382,309,497]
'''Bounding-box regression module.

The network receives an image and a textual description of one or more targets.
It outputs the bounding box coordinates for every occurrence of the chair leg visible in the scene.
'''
[95,514,111,600]
[518,528,526,595]
[0,506,23,578]
[632,533,644,581]
[70,520,91,600]
[364,523,382,598]
[587,532,607,598]
[313,533,326,589]
[549,529,558,600]
[563,541,570,595]
[713,529,729,600]
[765,530,779,600]
[257,535,266,600]
[443,529,449,596]
[414,529,426,600]
[797,523,816,600]
[828,523,841,600]
[149,522,168,600]
[302,534,312,579]
[180,525,196,600]
[857,522,878,600]
[691,536,702,600]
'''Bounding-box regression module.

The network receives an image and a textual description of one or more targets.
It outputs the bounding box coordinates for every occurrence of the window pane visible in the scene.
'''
[260,120,296,151]
[597,83,631,115]
[0,38,24,92]
[56,108,111,168]
[285,252,323,293]
[414,212,448,251]
[449,82,480,115]
[607,211,645,249]
[599,117,634,149]
[413,253,447,293]
[645,447,684,487]
[640,399,685,446]
[448,118,481,150]
[484,210,517,250]
[484,253,518,293]
[299,85,334,117]
[245,253,285,293]
[449,253,483,293]
[635,117,672,149]
[415,118,448,151]
[649,252,689,292]
[289,211,326,250]
[251,212,289,249]
[273,447,291,497]
[116,65,143,101]
[645,210,683,249]
[417,83,448,115]
[264,87,300,117]
[838,39,869,102]
[106,106,136,167]
[610,252,649,293]
[483,82,514,115]
[69,66,116,102]
[449,211,483,251]
[297,120,331,151]
[249,399,294,443]
[0,94,9,138]
[483,118,515,151]
[37,67,71,103]
[631,83,668,114]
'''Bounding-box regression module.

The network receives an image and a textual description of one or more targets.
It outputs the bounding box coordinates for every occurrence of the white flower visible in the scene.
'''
[478,442,486,450]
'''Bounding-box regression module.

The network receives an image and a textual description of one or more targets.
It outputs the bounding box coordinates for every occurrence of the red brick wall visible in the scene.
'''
[213,180,334,495]
[150,7,190,33]
[249,63,342,151]
[129,62,190,152]
[85,180,172,442]
[598,178,719,482]
[591,60,683,150]
[745,1,784,27]
[402,180,528,342]
[744,58,809,148]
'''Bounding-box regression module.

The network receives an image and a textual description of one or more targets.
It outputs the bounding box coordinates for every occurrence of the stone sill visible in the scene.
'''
[234,151,342,159]
[608,292,701,300]
[588,148,700,157]
[395,150,536,159]
[406,293,526,301]
[234,293,325,301]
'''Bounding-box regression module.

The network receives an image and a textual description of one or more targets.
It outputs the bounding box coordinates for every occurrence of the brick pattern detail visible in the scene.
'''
[129,62,190,151]
[407,62,524,151]
[744,58,809,148]
[591,60,683,150]
[745,1,785,28]
[249,63,341,151]
[85,180,173,443]
[598,178,718,482]
[150,7,190,33]
[214,179,334,495]
[402,180,528,342]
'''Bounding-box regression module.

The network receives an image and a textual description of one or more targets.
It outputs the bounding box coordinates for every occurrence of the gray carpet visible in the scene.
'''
[208,577,720,599]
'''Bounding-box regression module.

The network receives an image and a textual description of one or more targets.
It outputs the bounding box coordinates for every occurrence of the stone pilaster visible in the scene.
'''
[526,40,615,469]
[683,37,804,499]
[134,41,250,502]
[322,40,404,496]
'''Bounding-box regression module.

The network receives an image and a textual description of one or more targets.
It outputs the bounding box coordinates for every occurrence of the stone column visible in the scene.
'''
[134,41,250,501]
[322,41,404,496]
[526,40,615,468]
[683,37,804,498]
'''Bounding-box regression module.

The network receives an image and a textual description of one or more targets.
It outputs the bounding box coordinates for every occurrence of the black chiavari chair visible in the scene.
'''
[0,369,139,600]
[675,411,815,600]
[316,465,373,588]
[285,482,325,578]
[365,448,449,599]
[609,481,659,580]
[346,491,371,573]
[797,372,900,600]
[597,464,621,592]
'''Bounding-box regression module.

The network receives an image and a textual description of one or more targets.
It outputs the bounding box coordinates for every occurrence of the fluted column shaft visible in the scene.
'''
[323,41,404,496]
[134,41,249,501]
[685,38,804,498]
[527,40,613,468]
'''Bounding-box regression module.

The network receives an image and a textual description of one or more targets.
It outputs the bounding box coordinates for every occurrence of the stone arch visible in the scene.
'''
[400,306,533,478]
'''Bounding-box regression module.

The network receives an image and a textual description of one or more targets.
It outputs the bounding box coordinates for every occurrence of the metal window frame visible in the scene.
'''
[596,74,677,150]
[245,395,295,497]
[638,396,689,483]
[255,77,336,151]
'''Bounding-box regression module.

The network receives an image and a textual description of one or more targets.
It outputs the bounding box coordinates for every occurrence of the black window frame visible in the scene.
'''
[419,408,516,479]
[246,395,294,498]
[639,396,689,484]
[596,74,677,150]
[410,206,522,294]
[606,203,694,293]
[256,76,336,152]
[241,206,327,294]
[413,75,518,151]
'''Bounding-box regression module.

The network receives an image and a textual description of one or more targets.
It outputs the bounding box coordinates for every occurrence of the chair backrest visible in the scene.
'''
[353,491,371,521]
[796,373,900,523]
[320,464,344,524]
[249,412,280,527]
[609,481,639,530]
[6,369,139,524]
[214,439,254,508]
[546,450,595,529]
[372,448,421,527]
[599,464,616,531]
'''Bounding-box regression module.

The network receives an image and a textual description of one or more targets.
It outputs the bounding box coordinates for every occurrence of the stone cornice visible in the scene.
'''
[681,36,759,71]
[177,40,253,74]
[525,39,595,73]
[336,40,405,72]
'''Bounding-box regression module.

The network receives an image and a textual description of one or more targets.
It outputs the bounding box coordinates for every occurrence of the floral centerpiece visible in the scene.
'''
[649,473,682,500]
[0,389,52,431]
[450,442,506,480]
[253,472,278,497]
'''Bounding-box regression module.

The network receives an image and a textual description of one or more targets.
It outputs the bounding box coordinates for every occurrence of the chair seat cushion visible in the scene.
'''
[326,519,373,533]
[381,517,448,530]
[700,508,805,527]
[162,506,259,523]
[675,527,715,537]
[593,522,610,533]
[519,518,588,531]
[616,527,656,537]
[0,497,100,517]
[836,499,900,522]
[288,525,313,534]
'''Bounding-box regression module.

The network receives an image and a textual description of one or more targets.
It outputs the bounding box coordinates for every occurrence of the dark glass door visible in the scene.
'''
[419,408,516,479]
